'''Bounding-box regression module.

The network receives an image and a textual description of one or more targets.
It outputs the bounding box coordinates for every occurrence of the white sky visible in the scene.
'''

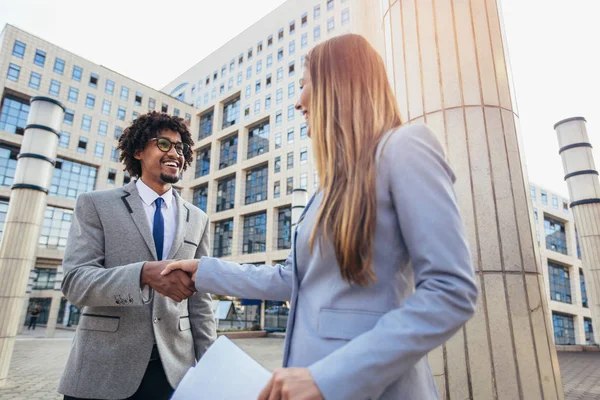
[0,0,598,199]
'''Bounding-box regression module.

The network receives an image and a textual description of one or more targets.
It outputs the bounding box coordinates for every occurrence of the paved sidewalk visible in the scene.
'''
[1,328,599,399]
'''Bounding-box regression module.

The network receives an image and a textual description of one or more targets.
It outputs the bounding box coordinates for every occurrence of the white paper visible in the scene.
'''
[171,336,271,400]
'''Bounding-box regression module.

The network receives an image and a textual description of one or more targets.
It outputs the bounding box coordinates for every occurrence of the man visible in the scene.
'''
[58,111,216,400]
[28,305,40,330]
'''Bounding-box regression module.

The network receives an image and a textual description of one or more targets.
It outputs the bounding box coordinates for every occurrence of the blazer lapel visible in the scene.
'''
[121,181,158,260]
[167,191,188,259]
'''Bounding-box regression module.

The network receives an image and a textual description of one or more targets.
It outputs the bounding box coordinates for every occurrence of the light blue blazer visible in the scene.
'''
[194,124,477,399]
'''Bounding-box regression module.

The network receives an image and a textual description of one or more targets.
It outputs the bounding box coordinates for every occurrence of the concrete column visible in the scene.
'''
[0,96,64,388]
[291,188,308,227]
[554,116,600,345]
[45,292,62,338]
[360,0,563,398]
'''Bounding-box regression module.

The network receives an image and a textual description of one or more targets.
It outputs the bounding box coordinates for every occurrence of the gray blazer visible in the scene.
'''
[58,181,216,399]
[194,124,477,399]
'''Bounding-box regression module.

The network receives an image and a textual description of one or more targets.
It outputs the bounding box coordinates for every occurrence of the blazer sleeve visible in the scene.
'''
[308,125,478,400]
[194,253,295,302]
[188,213,217,360]
[61,193,148,307]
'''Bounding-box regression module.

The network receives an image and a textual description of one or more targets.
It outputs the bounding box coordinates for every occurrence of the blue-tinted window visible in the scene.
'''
[72,65,82,81]
[580,269,588,308]
[59,131,70,148]
[98,120,108,136]
[300,123,308,139]
[548,261,572,304]
[277,206,291,249]
[110,147,119,162]
[89,73,99,88]
[216,175,236,212]
[49,80,61,96]
[95,141,104,158]
[102,100,111,115]
[245,165,268,205]
[219,135,238,169]
[0,95,29,135]
[50,158,97,199]
[85,94,95,109]
[29,72,41,89]
[0,143,19,186]
[552,313,575,345]
[105,80,114,95]
[34,49,46,67]
[213,219,233,257]
[195,146,211,178]
[199,110,213,140]
[39,206,73,249]
[545,217,567,255]
[287,104,295,121]
[289,40,295,55]
[584,318,594,345]
[64,109,74,125]
[77,136,88,153]
[193,185,208,213]
[117,106,126,121]
[314,25,321,41]
[81,115,92,131]
[54,58,65,75]
[7,63,20,82]
[134,92,143,106]
[242,212,267,253]
[68,87,78,103]
[342,7,350,24]
[114,126,123,140]
[120,86,129,100]
[247,120,270,159]
[301,33,308,48]
[12,41,25,58]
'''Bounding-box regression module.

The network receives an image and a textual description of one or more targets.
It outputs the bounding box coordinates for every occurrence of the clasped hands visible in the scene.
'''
[158,261,325,400]
[140,260,197,302]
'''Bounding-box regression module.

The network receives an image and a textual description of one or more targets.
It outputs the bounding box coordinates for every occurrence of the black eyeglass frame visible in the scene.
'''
[150,137,189,156]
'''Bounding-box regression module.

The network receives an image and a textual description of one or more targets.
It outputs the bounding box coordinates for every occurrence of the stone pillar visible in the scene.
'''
[291,188,308,227]
[0,96,64,387]
[45,293,62,338]
[360,0,563,398]
[554,116,600,345]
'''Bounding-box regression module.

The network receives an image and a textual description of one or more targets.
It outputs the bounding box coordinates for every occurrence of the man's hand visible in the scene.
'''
[141,260,196,302]
[161,259,200,282]
[258,368,323,400]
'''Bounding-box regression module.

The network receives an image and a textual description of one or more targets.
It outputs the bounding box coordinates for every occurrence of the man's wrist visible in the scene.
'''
[140,261,153,285]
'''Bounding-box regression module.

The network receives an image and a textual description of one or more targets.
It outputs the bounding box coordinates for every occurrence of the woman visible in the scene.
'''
[163,34,477,399]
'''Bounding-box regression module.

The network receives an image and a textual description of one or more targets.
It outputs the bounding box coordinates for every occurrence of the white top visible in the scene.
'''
[136,178,178,260]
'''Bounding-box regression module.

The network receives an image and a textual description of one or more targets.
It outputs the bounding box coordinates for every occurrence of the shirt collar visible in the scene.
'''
[136,178,174,209]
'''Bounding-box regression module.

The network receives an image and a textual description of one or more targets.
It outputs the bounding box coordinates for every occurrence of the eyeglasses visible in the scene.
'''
[150,137,189,156]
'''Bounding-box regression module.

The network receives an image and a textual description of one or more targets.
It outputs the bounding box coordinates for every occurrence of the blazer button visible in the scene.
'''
[153,317,158,324]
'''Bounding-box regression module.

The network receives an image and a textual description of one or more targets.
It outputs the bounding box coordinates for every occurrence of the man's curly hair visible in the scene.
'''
[118,111,194,177]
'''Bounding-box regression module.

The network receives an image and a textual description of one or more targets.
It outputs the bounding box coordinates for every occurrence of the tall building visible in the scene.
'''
[529,183,596,345]
[0,24,195,333]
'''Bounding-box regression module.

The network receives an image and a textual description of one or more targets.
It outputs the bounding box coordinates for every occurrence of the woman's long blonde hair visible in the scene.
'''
[308,34,402,286]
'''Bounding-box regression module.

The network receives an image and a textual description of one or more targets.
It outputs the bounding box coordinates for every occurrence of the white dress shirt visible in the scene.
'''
[136,178,178,260]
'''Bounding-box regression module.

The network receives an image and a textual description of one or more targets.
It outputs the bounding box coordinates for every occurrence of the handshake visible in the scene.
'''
[140,259,200,302]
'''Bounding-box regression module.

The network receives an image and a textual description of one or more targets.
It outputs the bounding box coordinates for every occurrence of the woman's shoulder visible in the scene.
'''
[378,123,445,162]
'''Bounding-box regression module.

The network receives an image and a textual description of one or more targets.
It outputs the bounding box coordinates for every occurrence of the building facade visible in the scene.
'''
[0,24,195,334]
[529,183,595,345]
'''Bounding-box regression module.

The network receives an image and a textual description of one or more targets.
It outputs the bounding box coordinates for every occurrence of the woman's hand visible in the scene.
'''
[161,259,199,282]
[258,368,323,400]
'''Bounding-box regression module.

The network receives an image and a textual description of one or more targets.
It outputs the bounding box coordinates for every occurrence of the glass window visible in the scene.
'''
[162,103,169,113]
[580,269,588,308]
[120,86,129,100]
[248,120,270,159]
[148,97,156,110]
[265,94,272,109]
[12,40,26,58]
[34,49,46,67]
[0,200,7,242]
[237,72,243,85]
[135,92,143,106]
[278,28,284,41]
[584,317,595,345]
[199,110,214,139]
[77,136,88,153]
[117,106,126,121]
[552,313,575,345]
[89,73,99,88]
[286,176,293,195]
[213,219,234,257]
[290,20,296,34]
[275,133,282,149]
[301,13,308,27]
[552,195,559,209]
[59,131,70,148]
[276,110,282,126]
[300,147,308,164]
[29,72,41,89]
[244,105,250,119]
[216,175,236,212]
[530,185,536,201]
[257,60,263,74]
[287,151,294,169]
[254,100,260,114]
[314,4,321,18]
[49,80,61,96]
[245,165,268,205]
[107,168,117,184]
[98,120,108,136]
[267,54,273,68]
[274,180,281,198]
[230,59,236,72]
[173,108,180,117]
[289,40,296,55]
[132,111,140,121]
[548,261,572,304]
[328,17,335,32]
[50,158,97,199]
[300,123,308,139]
[274,156,281,173]
[114,126,123,140]
[110,146,119,162]
[105,79,115,95]
[85,94,96,109]
[81,115,92,131]
[64,109,74,125]
[541,190,548,205]
[287,104,295,120]
[287,128,294,144]
[102,100,111,115]
[193,185,209,213]
[95,141,104,158]
[68,87,79,103]
[288,82,295,98]
[278,48,284,62]
[277,67,283,82]
[245,85,251,99]
[266,74,272,88]
[544,216,567,255]
[267,35,274,48]
[247,66,252,79]
[211,88,216,100]
[72,65,82,82]
[223,97,240,128]
[37,206,72,250]
[342,7,350,24]
[300,172,308,189]
[0,95,29,135]
[33,268,58,289]
[6,62,20,82]
[219,85,225,95]
[327,0,334,11]
[228,77,234,89]
[195,146,211,178]
[219,134,238,169]
[314,25,321,41]
[54,58,65,74]
[243,212,267,254]
[563,201,569,213]
[0,143,19,186]
[301,33,308,48]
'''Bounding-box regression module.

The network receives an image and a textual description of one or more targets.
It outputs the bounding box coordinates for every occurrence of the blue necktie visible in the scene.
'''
[153,197,164,261]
